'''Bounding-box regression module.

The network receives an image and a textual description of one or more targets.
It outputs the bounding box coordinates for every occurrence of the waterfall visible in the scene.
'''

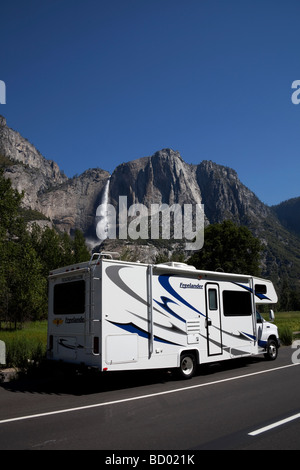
[95,177,110,242]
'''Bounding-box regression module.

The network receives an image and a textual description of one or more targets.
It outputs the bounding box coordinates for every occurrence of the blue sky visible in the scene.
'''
[1,0,300,206]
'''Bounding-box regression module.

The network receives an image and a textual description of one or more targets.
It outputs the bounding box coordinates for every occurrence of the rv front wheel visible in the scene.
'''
[264,339,278,361]
[179,353,196,379]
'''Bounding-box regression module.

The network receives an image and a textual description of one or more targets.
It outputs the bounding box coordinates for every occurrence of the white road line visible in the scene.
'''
[249,413,300,436]
[0,363,299,425]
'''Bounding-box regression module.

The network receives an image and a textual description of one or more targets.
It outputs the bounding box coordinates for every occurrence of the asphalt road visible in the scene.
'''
[0,346,299,451]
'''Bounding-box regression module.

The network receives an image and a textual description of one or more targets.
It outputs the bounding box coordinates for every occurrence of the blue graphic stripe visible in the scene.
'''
[241,332,256,341]
[108,321,182,346]
[233,282,271,301]
[154,296,186,323]
[158,275,205,317]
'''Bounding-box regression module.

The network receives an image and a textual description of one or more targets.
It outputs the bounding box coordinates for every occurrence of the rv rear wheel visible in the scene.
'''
[264,339,278,361]
[179,353,196,379]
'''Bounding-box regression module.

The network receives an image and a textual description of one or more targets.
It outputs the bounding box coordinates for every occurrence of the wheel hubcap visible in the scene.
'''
[182,357,193,375]
[269,344,276,358]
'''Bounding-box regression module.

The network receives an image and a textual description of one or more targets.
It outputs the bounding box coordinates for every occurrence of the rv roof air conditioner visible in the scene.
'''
[156,262,196,270]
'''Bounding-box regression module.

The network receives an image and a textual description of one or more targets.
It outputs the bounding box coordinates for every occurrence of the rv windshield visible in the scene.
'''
[256,311,264,324]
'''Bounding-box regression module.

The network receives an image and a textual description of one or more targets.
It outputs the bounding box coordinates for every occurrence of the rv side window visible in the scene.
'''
[255,284,267,295]
[54,280,85,315]
[223,291,252,316]
[208,289,218,310]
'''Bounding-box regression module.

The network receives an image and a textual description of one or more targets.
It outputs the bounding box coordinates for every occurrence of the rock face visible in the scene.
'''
[38,168,110,235]
[110,149,202,208]
[0,116,109,235]
[0,115,67,210]
[0,115,66,187]
[195,160,270,225]
[109,149,273,233]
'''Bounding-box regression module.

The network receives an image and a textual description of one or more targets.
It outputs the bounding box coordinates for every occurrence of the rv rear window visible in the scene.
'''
[223,291,252,316]
[54,280,85,315]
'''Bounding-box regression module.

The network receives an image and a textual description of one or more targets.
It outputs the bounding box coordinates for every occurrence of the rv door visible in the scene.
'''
[51,276,87,361]
[205,283,223,356]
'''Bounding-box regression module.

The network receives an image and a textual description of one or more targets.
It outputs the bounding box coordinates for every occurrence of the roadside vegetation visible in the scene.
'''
[0,321,47,372]
[269,311,300,345]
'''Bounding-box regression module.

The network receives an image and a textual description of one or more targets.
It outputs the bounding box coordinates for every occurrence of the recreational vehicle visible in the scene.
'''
[47,252,280,378]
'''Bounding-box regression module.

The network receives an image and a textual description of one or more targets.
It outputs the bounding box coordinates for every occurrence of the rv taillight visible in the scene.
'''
[93,336,99,354]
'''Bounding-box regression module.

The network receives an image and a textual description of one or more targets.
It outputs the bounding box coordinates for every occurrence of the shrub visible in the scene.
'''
[5,336,46,370]
[279,325,294,346]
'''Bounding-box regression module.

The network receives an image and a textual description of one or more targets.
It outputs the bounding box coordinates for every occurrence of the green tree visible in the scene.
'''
[0,237,10,323]
[6,237,46,324]
[30,225,63,276]
[30,225,90,276]
[0,171,46,324]
[0,169,24,239]
[188,220,262,276]
[72,229,90,263]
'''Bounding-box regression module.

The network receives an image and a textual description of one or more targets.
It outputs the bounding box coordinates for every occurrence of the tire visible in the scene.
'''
[178,353,196,379]
[264,339,278,361]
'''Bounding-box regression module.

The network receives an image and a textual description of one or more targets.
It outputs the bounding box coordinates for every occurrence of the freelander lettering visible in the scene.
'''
[180,282,203,289]
[65,316,85,324]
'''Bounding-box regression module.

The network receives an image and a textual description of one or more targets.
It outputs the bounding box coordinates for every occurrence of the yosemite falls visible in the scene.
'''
[95,177,111,242]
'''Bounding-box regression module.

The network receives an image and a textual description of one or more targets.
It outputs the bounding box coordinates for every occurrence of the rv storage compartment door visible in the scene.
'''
[106,334,138,364]
[186,319,201,344]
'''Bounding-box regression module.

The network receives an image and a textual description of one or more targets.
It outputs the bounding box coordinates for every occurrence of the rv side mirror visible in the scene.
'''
[269,309,275,322]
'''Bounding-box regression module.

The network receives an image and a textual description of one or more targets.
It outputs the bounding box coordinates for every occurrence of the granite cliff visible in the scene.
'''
[0,116,109,235]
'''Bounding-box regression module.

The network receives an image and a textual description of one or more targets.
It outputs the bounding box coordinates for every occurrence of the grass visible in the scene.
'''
[0,320,47,370]
[275,311,300,345]
[0,312,300,373]
[272,311,300,334]
[260,311,300,345]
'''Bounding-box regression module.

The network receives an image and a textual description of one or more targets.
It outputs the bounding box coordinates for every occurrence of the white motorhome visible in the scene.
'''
[47,252,280,378]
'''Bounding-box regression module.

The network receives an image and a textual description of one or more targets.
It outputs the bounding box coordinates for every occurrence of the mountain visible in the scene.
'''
[1,115,300,295]
[109,148,270,233]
